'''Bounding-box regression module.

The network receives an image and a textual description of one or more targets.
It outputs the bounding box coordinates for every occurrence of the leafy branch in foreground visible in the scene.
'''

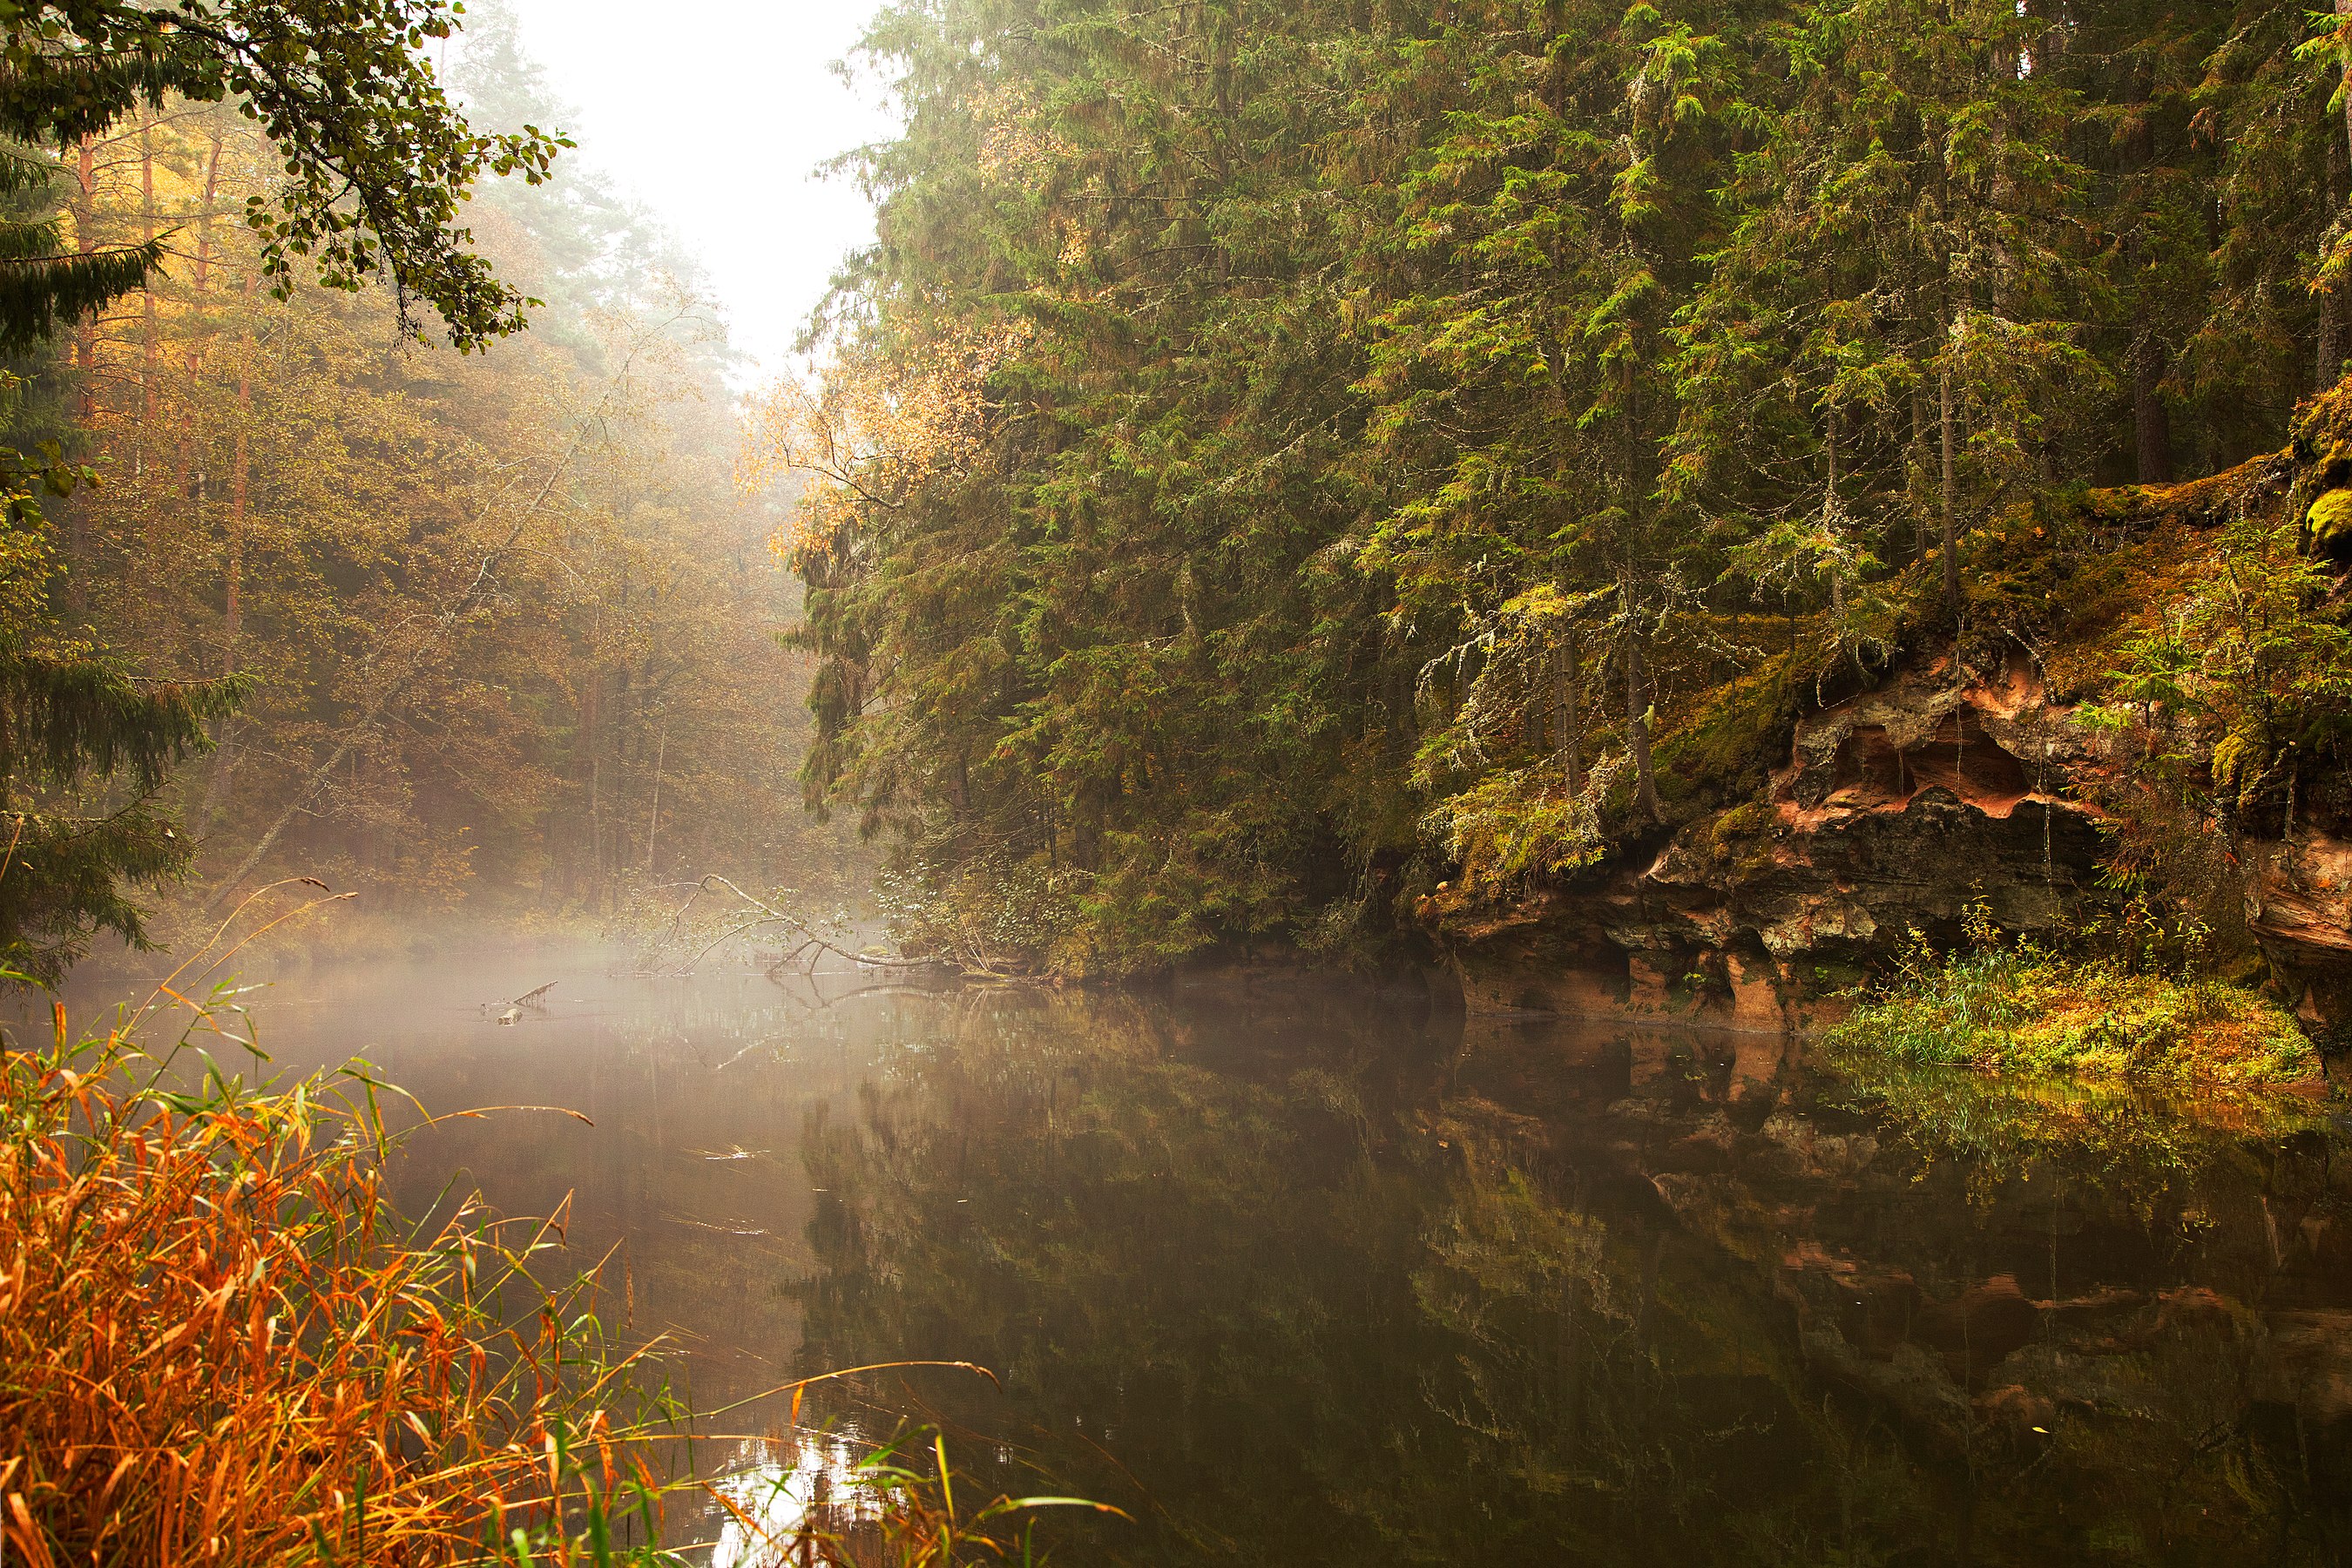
[0,0,569,348]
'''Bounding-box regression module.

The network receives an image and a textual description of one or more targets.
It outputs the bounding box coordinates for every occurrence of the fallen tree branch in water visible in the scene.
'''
[640,875,946,977]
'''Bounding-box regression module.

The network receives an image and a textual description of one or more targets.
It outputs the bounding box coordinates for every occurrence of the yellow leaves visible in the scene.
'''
[968,81,1074,187]
[739,317,1036,564]
[2210,728,2254,794]
[965,82,1094,267]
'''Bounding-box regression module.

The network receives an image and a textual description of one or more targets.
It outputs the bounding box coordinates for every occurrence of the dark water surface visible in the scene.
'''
[78,952,2352,1565]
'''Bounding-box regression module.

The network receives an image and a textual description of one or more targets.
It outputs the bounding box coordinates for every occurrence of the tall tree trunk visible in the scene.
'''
[67,136,97,611]
[1621,580,1661,823]
[2328,75,2352,389]
[645,722,666,876]
[199,355,252,832]
[1910,379,1930,566]
[194,132,224,295]
[2132,336,2175,483]
[583,662,602,900]
[1557,625,1583,796]
[2342,0,2352,181]
[177,128,229,510]
[1939,355,1960,616]
[71,137,96,422]
[1823,405,1847,620]
[139,110,156,446]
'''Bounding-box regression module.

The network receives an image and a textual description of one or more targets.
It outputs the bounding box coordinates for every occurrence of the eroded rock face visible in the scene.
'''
[1442,636,2352,1029]
[2251,833,2352,1028]
[1447,650,2116,1026]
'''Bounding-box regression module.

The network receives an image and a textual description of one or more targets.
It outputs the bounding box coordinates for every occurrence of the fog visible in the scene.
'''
[491,0,898,375]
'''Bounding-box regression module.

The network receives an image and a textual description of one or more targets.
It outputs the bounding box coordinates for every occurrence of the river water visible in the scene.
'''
[80,950,2352,1564]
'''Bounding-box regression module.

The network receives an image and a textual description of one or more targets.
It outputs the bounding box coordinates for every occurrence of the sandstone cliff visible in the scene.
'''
[1425,387,2352,1035]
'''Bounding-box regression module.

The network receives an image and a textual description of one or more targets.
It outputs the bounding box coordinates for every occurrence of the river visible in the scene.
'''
[72,950,2352,1565]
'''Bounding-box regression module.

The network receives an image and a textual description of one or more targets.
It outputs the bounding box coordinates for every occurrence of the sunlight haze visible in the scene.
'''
[493,0,896,374]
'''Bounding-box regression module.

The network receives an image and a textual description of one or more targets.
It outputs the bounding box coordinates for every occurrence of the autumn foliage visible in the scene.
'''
[0,1016,669,1565]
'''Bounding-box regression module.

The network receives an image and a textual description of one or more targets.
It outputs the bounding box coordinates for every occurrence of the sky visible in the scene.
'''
[489,0,900,378]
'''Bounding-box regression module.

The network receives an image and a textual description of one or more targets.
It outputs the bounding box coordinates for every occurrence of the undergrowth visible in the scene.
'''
[0,1002,675,1565]
[1824,903,2318,1086]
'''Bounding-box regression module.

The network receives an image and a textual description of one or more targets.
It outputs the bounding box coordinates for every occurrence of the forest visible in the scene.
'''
[769,0,2352,1010]
[0,0,859,986]
[9,0,2352,1001]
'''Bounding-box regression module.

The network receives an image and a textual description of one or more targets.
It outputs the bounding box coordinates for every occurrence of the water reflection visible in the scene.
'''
[85,953,2352,1564]
[706,1435,878,1568]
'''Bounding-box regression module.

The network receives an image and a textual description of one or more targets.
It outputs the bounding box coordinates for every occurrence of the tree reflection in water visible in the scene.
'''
[791,984,2352,1566]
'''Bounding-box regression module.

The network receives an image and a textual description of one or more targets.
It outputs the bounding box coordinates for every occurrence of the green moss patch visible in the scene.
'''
[1826,943,2320,1087]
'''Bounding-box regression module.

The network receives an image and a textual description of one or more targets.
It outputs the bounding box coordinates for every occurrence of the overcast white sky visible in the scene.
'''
[492,0,899,377]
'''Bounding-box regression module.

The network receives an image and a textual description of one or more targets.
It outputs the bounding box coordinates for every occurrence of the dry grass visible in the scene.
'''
[0,881,1117,1566]
[0,1002,679,1566]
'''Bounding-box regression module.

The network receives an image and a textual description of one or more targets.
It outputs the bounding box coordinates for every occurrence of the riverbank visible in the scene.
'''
[0,1013,672,1564]
[1419,384,2352,1050]
[0,997,1070,1566]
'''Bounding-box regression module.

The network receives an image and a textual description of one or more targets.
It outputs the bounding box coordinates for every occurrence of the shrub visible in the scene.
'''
[1826,905,2318,1086]
[0,994,1114,1566]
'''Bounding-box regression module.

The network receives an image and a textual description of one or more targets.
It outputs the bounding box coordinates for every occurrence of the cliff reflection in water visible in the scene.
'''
[791,987,2352,1565]
[217,958,2352,1564]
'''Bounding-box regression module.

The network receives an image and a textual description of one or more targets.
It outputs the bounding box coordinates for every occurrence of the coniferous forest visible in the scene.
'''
[767,0,2352,1031]
[11,0,2352,1010]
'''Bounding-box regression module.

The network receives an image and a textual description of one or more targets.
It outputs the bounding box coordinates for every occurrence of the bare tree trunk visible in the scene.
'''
[1824,405,1847,620]
[1557,625,1583,796]
[139,110,156,443]
[2328,70,2352,389]
[2342,0,2352,185]
[1939,355,1960,615]
[195,138,224,293]
[71,136,96,422]
[645,722,666,876]
[199,362,252,830]
[2133,336,2175,483]
[68,136,97,611]
[2333,0,2352,180]
[1904,374,1929,567]
[1621,581,1661,823]
[1824,403,1841,510]
[584,665,603,901]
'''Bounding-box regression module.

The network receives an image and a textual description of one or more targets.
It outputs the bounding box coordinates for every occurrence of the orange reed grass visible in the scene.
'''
[0,1008,676,1566]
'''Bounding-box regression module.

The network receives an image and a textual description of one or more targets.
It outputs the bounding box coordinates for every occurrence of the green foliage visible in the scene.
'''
[0,0,566,348]
[781,0,2352,970]
[1423,761,1612,895]
[0,650,248,983]
[1827,903,2318,1085]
